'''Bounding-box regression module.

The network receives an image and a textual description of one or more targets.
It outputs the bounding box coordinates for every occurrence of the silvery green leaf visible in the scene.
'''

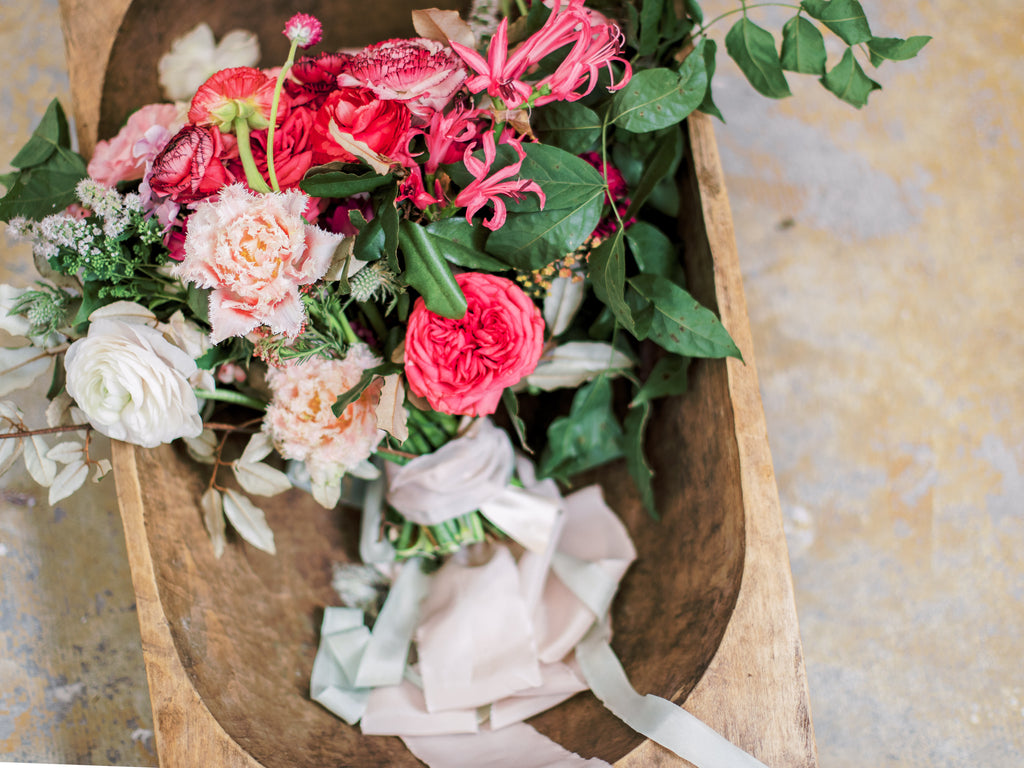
[0,400,23,423]
[312,475,342,510]
[183,429,218,464]
[222,488,276,554]
[232,459,292,498]
[346,460,380,481]
[46,440,84,464]
[0,284,32,337]
[23,435,56,486]
[92,458,112,482]
[48,460,88,505]
[87,300,157,325]
[238,431,274,465]
[45,391,76,428]
[0,435,23,476]
[543,276,585,337]
[200,487,226,559]
[0,346,52,396]
[526,342,634,391]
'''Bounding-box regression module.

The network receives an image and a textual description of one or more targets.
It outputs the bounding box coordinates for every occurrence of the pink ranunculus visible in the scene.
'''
[87,103,181,186]
[188,66,277,130]
[404,272,545,416]
[311,88,412,165]
[337,38,467,120]
[172,184,343,343]
[264,345,384,484]
[148,124,236,204]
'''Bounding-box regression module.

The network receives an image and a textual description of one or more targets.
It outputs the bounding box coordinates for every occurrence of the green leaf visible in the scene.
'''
[867,35,932,67]
[625,126,683,218]
[399,220,467,319]
[423,218,509,271]
[820,47,882,108]
[501,388,531,453]
[379,186,400,273]
[532,101,602,154]
[45,353,66,401]
[539,377,624,481]
[625,221,679,279]
[780,15,827,74]
[0,162,88,223]
[11,100,72,168]
[331,362,402,417]
[608,63,707,133]
[638,0,665,57]
[683,0,704,24]
[630,354,689,407]
[185,285,211,325]
[353,212,387,264]
[696,38,724,121]
[590,230,650,340]
[510,143,606,213]
[485,191,604,270]
[72,281,107,327]
[300,169,394,197]
[628,274,741,359]
[624,401,657,519]
[801,0,872,45]
[725,18,792,99]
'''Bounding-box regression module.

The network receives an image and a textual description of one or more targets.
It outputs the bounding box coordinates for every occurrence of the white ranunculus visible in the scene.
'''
[157,23,260,102]
[64,318,203,448]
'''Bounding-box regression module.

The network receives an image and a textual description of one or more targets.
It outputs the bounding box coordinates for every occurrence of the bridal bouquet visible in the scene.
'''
[1,1,926,765]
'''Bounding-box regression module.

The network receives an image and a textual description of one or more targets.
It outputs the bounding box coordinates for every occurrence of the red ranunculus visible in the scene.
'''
[251,105,316,189]
[311,88,412,165]
[188,66,277,130]
[286,52,353,109]
[404,272,545,417]
[148,125,236,204]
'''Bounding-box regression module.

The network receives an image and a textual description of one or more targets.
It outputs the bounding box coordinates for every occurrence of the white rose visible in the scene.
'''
[157,23,261,102]
[64,318,203,448]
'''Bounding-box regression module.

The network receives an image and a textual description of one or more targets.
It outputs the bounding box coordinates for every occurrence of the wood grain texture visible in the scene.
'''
[61,0,818,764]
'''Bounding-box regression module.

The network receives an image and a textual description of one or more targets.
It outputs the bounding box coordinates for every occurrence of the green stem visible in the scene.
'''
[267,41,300,193]
[357,300,388,341]
[232,118,271,193]
[514,0,528,16]
[335,308,360,345]
[696,3,801,36]
[194,388,268,411]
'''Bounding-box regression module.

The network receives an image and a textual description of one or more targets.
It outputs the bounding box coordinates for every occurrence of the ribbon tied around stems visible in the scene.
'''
[311,421,770,768]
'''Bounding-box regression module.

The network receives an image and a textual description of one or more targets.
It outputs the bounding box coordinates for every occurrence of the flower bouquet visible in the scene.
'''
[2,0,926,765]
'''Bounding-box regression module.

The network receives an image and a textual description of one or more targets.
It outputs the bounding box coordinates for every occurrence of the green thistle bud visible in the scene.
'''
[349,261,400,303]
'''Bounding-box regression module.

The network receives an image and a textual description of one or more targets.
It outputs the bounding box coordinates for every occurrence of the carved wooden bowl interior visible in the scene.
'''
[96,1,747,764]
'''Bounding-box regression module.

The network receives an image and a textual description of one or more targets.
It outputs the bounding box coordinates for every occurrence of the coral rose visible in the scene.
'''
[311,88,412,165]
[404,272,545,416]
[172,184,343,343]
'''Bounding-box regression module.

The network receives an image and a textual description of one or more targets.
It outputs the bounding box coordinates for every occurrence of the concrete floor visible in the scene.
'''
[1,0,1022,765]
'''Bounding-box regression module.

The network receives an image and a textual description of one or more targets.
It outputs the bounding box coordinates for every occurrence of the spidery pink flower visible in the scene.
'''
[454,132,544,231]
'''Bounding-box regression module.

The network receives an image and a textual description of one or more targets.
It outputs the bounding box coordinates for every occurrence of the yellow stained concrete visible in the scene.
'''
[1,1,1022,765]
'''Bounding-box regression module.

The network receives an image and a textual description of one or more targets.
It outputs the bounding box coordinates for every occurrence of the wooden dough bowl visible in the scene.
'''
[58,0,819,765]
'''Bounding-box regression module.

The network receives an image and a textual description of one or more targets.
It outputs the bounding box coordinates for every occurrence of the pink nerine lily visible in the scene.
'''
[454,132,545,231]
[449,0,630,108]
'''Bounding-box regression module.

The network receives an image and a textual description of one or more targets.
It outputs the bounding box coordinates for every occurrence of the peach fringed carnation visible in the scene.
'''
[173,184,343,344]
[264,346,384,486]
[404,272,545,417]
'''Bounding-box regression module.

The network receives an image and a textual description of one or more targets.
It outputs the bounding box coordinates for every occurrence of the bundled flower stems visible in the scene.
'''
[1,1,928,764]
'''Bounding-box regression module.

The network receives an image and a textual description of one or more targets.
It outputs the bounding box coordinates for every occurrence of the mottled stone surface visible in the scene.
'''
[2,1,1022,766]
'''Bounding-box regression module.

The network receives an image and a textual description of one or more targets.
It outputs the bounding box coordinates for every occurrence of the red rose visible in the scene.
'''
[251,105,316,189]
[149,125,236,203]
[404,272,545,416]
[311,88,412,165]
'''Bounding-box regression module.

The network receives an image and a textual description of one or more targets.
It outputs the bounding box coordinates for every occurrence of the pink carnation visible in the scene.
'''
[264,346,384,481]
[337,38,467,120]
[173,184,343,343]
[404,272,545,417]
[87,103,181,186]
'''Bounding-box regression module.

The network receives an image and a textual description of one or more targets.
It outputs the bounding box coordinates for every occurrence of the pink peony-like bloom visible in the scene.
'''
[188,66,277,130]
[173,184,343,343]
[311,87,412,165]
[337,38,467,120]
[283,13,323,49]
[88,103,181,186]
[404,272,545,416]
[264,345,384,482]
